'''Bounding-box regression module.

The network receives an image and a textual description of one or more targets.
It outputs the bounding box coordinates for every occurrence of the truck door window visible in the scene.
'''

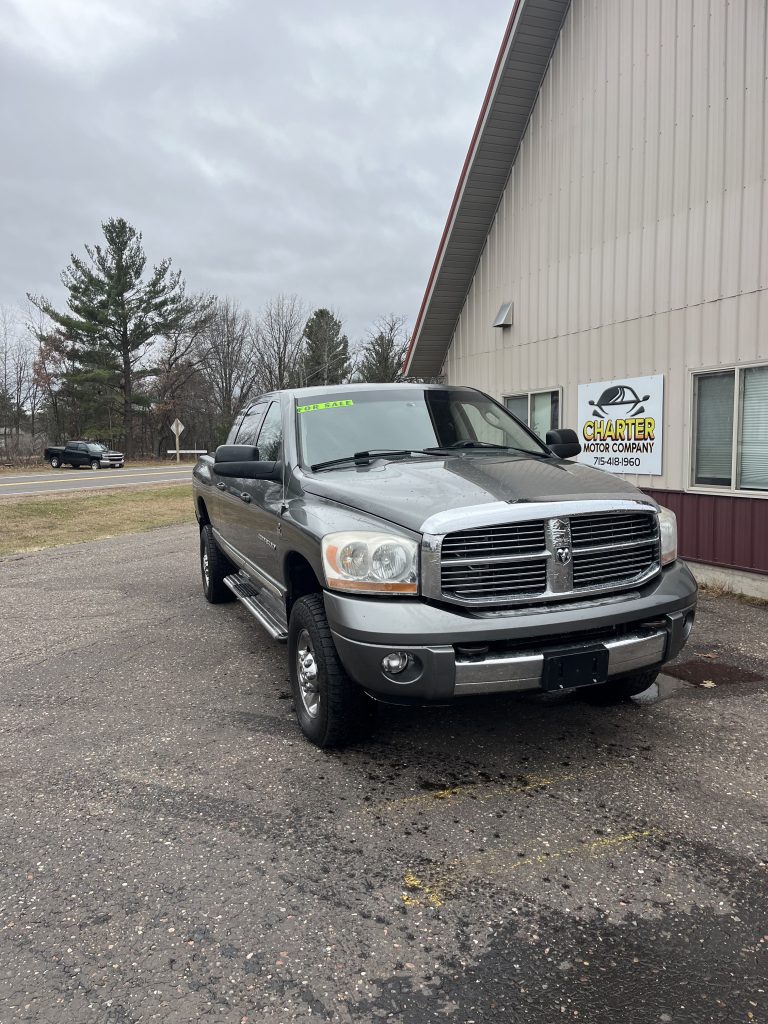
[235,403,268,446]
[255,402,283,462]
[225,417,244,445]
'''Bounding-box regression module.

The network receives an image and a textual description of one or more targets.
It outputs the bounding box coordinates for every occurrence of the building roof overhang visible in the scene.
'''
[403,0,571,378]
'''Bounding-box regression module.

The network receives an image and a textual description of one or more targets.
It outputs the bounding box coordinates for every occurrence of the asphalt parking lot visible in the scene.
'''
[1,526,766,1023]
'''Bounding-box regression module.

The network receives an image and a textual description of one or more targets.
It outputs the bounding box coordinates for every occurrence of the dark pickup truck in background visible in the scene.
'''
[44,442,125,470]
[192,384,697,748]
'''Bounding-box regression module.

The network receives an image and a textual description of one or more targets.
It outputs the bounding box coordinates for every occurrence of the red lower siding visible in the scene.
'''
[644,489,768,575]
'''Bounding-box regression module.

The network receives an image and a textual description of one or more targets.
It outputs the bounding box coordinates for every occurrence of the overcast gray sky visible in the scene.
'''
[0,0,509,340]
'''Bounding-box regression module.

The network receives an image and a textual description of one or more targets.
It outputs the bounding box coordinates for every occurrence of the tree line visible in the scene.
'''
[0,217,413,461]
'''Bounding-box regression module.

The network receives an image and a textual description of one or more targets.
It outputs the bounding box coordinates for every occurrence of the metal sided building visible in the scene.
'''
[404,0,768,596]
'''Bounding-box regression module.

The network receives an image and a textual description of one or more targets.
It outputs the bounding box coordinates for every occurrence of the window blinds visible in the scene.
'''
[694,373,734,485]
[739,366,768,490]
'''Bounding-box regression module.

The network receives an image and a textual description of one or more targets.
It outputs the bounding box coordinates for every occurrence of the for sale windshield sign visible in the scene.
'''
[577,374,663,476]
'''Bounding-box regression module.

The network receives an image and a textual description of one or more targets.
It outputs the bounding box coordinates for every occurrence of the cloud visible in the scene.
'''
[0,0,224,75]
[0,0,510,340]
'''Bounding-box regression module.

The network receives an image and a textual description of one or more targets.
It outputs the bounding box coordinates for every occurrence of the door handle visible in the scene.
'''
[216,481,226,491]
[239,492,251,503]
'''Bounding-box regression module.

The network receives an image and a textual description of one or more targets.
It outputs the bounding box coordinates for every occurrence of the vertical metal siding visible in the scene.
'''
[443,0,768,496]
[645,488,768,574]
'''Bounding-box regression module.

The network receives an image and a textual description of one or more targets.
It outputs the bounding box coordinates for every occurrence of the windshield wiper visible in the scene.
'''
[425,441,545,456]
[310,449,437,472]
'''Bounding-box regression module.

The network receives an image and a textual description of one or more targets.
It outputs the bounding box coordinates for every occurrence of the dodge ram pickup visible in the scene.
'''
[192,384,697,747]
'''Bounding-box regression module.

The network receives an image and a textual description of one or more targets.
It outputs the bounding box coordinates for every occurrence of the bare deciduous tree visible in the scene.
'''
[196,298,261,431]
[255,294,307,392]
[0,305,39,458]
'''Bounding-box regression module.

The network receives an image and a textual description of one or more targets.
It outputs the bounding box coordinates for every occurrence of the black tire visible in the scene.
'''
[200,523,235,604]
[288,593,376,748]
[583,668,659,705]
[49,456,61,468]
[90,459,100,470]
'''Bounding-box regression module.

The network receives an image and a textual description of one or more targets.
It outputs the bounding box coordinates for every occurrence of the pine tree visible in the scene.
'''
[356,314,409,383]
[300,308,350,387]
[28,218,212,456]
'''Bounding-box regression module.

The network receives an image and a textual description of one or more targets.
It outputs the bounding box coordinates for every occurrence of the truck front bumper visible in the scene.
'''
[324,561,697,702]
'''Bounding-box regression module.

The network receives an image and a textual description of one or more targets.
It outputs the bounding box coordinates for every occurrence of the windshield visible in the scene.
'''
[297,389,549,468]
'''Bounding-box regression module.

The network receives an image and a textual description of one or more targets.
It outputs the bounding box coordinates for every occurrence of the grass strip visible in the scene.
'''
[0,484,194,556]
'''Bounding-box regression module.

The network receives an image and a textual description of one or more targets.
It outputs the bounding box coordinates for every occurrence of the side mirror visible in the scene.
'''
[214,444,259,463]
[213,460,282,481]
[546,428,582,459]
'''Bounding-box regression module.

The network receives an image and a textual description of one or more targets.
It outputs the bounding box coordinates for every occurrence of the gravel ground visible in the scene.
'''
[0,526,766,1024]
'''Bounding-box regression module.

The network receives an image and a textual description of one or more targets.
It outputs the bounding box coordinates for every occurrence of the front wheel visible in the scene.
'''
[288,594,375,748]
[90,460,100,470]
[583,669,659,705]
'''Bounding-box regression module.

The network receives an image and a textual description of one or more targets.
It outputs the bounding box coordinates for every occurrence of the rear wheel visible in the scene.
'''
[288,594,375,748]
[49,456,61,468]
[583,669,659,705]
[200,524,235,604]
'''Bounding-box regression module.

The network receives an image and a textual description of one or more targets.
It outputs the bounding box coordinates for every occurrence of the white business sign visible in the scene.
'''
[577,374,664,476]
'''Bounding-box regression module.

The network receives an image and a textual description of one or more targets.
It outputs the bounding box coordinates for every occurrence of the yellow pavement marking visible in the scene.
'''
[400,828,661,908]
[402,871,443,908]
[361,770,583,816]
[0,469,190,487]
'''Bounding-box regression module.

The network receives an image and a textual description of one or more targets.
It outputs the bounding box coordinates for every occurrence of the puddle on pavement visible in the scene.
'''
[630,673,692,703]
[663,658,765,686]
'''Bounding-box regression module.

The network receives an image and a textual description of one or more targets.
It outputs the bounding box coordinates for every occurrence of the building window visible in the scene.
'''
[504,390,560,438]
[693,373,734,486]
[739,366,768,490]
[692,365,768,492]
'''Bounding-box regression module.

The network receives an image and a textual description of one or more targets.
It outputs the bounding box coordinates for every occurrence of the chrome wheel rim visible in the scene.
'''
[296,629,320,718]
[90,462,99,470]
[202,549,210,590]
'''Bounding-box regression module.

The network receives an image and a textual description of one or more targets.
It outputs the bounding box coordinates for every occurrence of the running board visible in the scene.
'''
[223,573,288,642]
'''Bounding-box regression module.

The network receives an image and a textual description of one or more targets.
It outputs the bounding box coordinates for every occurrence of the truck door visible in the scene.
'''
[230,400,284,586]
[64,443,84,467]
[212,402,268,551]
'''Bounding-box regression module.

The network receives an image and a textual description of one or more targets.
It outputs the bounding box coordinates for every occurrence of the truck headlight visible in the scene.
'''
[322,532,418,594]
[658,506,677,566]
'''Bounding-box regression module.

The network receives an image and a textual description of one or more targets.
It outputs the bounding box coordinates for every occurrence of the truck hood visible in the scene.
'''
[301,454,652,533]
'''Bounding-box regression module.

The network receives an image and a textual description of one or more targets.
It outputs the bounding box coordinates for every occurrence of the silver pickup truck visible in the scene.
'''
[192,384,697,747]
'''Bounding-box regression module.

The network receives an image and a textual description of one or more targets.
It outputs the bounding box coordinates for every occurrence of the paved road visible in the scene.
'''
[0,464,193,497]
[1,528,766,1023]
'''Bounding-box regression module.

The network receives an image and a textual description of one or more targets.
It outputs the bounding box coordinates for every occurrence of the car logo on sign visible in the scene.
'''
[556,547,572,565]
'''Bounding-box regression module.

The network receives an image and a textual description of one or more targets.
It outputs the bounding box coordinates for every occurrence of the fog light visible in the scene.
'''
[381,651,409,675]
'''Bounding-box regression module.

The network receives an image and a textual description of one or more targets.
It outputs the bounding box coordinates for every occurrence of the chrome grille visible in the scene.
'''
[436,508,660,606]
[571,542,659,588]
[441,522,546,560]
[570,511,657,548]
[440,520,548,602]
[570,512,659,591]
[441,558,548,599]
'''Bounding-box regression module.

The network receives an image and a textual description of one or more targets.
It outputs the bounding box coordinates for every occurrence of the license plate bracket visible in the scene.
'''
[541,644,610,691]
